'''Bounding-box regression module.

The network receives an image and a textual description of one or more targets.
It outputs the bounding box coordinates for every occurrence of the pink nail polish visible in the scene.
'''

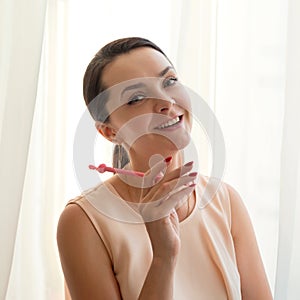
[184,161,193,167]
[189,172,198,177]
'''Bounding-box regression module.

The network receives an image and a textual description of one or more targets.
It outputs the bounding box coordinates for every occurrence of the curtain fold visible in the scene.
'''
[1,0,298,298]
[174,0,217,175]
[214,0,287,291]
[275,0,300,299]
[4,0,69,299]
[0,0,47,298]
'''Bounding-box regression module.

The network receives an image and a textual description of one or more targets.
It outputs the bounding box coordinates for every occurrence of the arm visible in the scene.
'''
[136,161,196,299]
[57,204,122,300]
[227,184,273,300]
[57,160,194,299]
[138,211,180,299]
[57,204,179,300]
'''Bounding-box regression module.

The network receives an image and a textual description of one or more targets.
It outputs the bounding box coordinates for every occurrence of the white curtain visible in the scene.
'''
[213,0,287,292]
[0,0,299,299]
[0,0,47,298]
[5,0,70,297]
[275,0,300,298]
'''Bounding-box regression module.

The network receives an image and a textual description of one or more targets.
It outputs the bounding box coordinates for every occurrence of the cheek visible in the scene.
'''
[185,110,193,131]
[169,84,192,114]
[109,108,141,131]
[114,114,153,146]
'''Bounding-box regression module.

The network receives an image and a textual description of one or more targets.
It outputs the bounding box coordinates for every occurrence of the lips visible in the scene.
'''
[155,115,183,129]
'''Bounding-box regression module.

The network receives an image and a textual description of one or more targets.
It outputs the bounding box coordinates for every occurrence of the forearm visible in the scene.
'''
[138,257,176,300]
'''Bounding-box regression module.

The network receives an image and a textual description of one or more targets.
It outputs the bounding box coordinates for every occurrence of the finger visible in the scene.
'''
[158,184,196,214]
[140,160,195,192]
[155,160,195,185]
[139,184,196,222]
[143,156,172,185]
[145,172,197,201]
[141,161,195,199]
[117,156,171,189]
[136,194,169,221]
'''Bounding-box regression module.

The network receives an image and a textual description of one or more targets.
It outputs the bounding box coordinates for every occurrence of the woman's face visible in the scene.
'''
[99,47,192,158]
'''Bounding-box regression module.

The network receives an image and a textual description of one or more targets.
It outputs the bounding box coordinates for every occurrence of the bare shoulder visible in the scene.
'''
[57,202,107,265]
[222,182,262,245]
[56,202,107,272]
[57,202,122,300]
[57,202,89,237]
[222,182,250,232]
[222,182,273,299]
[223,182,244,207]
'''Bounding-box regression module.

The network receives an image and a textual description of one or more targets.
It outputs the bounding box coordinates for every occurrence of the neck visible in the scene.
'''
[128,150,185,173]
[110,149,195,222]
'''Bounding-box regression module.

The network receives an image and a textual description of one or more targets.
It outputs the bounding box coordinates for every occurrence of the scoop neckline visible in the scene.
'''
[104,180,199,225]
[178,184,199,225]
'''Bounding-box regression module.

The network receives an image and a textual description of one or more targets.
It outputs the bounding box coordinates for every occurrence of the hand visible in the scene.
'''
[127,158,197,260]
[133,158,197,222]
[145,209,181,262]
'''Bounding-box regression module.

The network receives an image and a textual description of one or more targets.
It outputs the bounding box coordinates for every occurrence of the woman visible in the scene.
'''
[57,37,273,299]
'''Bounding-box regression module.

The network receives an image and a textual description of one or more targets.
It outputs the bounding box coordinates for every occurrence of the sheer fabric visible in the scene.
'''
[0,0,47,298]
[1,0,299,299]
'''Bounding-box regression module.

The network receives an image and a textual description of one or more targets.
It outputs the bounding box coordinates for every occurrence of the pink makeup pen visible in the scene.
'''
[89,163,145,177]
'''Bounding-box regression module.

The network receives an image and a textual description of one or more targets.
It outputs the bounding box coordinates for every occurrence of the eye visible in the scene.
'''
[163,76,178,88]
[127,93,147,105]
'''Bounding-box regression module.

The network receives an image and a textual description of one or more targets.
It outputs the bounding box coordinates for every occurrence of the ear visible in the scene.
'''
[95,121,118,143]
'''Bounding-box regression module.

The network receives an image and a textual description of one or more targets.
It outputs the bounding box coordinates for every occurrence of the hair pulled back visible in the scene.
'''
[83,37,170,168]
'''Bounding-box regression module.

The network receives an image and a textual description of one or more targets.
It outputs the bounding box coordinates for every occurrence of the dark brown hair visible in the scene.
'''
[83,37,170,168]
[83,37,169,112]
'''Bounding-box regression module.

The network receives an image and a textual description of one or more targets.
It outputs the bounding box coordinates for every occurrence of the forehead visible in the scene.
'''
[102,47,172,88]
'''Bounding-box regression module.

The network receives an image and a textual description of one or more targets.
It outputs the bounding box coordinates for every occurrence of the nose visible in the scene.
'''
[154,97,175,113]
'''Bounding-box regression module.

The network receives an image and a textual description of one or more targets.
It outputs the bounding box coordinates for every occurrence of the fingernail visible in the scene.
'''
[184,161,193,167]
[164,156,172,163]
[189,183,197,187]
[189,172,198,177]
[154,172,164,183]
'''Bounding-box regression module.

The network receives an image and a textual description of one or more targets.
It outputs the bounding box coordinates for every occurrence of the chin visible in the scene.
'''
[129,130,191,157]
[173,131,191,150]
[155,131,191,152]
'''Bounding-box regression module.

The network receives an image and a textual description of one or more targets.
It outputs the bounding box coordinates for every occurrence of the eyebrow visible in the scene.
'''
[121,82,147,97]
[120,66,175,97]
[158,66,174,77]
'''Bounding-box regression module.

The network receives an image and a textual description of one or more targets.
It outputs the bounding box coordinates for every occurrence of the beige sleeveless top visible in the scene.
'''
[67,176,241,300]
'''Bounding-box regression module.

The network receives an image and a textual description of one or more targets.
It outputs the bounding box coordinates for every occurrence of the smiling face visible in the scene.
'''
[97,47,192,166]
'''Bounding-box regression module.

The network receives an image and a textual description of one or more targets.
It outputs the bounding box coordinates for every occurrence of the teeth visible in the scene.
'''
[156,116,180,129]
